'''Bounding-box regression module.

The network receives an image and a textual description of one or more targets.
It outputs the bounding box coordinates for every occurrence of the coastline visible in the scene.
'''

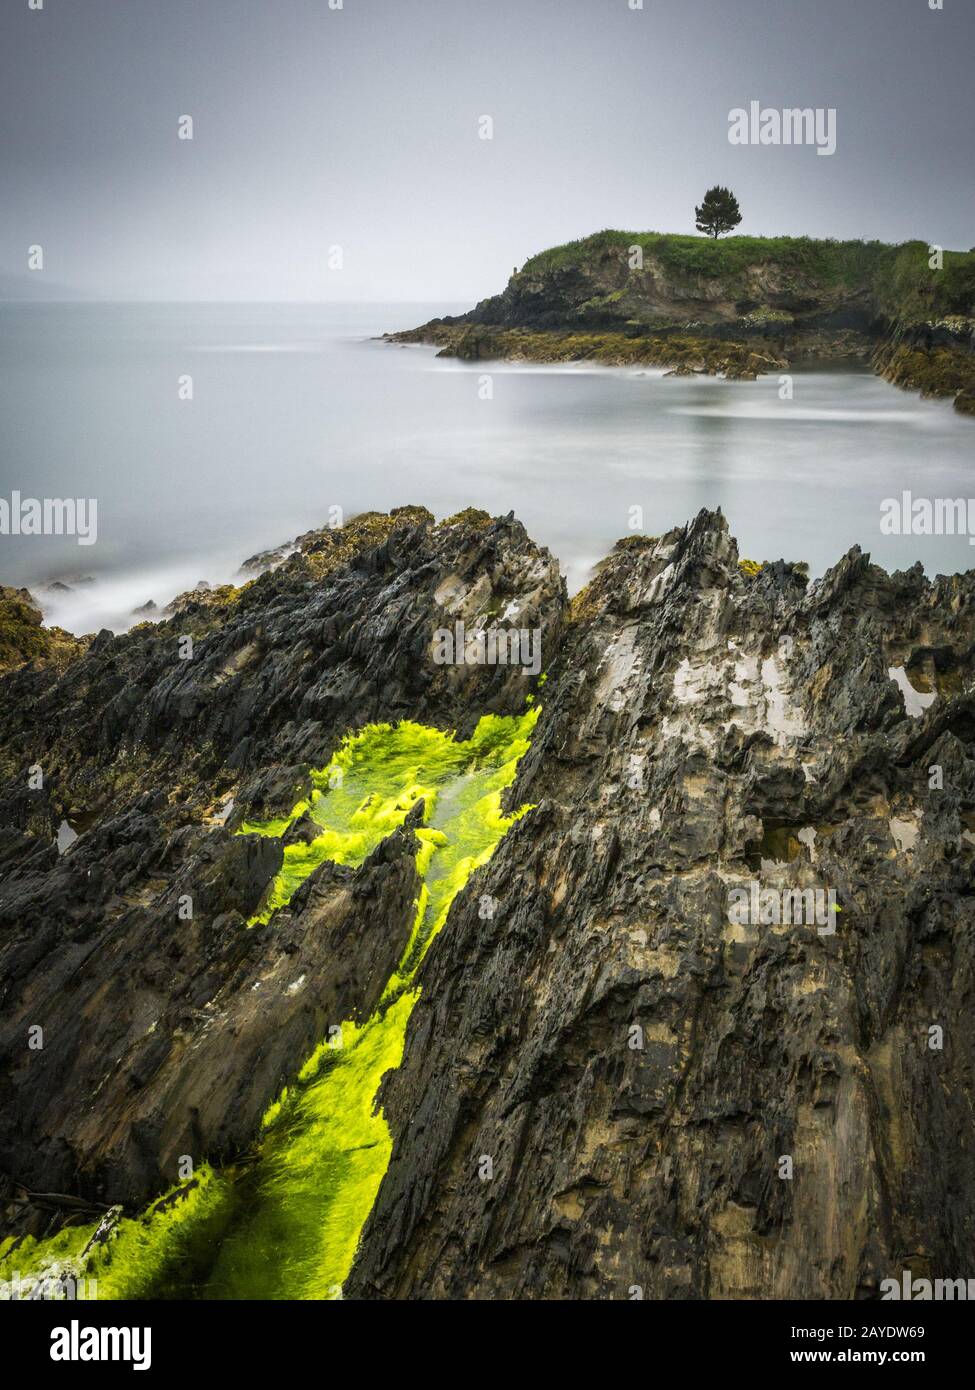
[385,231,975,412]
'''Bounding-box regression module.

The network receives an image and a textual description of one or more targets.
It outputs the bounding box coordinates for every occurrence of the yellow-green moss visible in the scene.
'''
[0,588,85,674]
[440,507,493,529]
[205,710,537,1299]
[2,708,538,1301]
[873,341,975,409]
[1,1167,234,1301]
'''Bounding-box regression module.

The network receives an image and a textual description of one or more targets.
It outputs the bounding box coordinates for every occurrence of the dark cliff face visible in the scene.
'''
[2,507,974,1299]
[347,512,975,1299]
[467,250,873,334]
[0,823,421,1207]
[458,234,975,337]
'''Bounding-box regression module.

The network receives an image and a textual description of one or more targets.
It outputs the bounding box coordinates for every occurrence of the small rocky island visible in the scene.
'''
[387,232,975,412]
[1,507,973,1298]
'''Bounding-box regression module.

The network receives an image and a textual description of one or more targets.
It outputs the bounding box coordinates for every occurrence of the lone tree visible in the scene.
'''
[695,186,742,239]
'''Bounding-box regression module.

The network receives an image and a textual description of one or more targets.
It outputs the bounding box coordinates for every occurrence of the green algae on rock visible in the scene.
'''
[0,507,560,1252]
[0,708,537,1300]
[207,709,537,1298]
[0,1165,234,1301]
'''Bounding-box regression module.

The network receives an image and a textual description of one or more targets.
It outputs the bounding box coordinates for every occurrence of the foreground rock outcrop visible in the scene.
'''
[348,512,975,1299]
[0,508,563,1230]
[2,507,973,1299]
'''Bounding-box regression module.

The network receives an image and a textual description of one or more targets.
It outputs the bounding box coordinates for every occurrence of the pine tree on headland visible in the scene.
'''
[695,186,742,239]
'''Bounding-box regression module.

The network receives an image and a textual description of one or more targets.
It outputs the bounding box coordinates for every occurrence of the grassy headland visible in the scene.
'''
[388,232,975,410]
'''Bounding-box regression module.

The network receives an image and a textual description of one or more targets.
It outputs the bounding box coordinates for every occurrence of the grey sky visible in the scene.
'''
[1,0,972,302]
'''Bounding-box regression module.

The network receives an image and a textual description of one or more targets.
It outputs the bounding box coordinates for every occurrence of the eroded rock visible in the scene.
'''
[348,510,975,1300]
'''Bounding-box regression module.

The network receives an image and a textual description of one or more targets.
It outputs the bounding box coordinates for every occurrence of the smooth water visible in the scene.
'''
[1,301,972,634]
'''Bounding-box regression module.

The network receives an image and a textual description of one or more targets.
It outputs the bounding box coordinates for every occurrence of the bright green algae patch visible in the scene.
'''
[244,713,533,925]
[1,709,537,1300]
[1,1166,235,1301]
[206,709,537,1298]
[204,992,416,1299]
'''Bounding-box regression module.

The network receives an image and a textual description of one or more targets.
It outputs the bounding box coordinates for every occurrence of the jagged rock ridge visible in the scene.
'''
[1,507,973,1301]
[348,512,975,1299]
[0,509,562,1219]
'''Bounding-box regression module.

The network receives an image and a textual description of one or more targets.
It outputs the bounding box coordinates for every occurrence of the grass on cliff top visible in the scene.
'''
[520,232,975,322]
[521,231,889,282]
[872,242,975,324]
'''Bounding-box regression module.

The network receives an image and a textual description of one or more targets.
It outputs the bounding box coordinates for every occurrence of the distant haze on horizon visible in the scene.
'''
[2,0,972,304]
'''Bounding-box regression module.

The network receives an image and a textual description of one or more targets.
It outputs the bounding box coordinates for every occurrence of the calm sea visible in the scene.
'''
[0,301,972,634]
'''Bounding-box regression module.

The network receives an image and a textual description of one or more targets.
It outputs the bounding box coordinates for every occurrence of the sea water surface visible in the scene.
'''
[0,301,972,634]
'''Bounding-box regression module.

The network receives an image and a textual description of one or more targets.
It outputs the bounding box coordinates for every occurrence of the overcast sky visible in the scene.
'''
[1,0,972,302]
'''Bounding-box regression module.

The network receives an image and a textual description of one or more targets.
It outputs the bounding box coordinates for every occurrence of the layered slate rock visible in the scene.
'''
[0,509,564,1228]
[348,511,975,1299]
[0,824,420,1207]
[0,508,562,833]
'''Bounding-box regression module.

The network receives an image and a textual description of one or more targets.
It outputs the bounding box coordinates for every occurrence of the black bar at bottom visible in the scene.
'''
[4,1296,963,1374]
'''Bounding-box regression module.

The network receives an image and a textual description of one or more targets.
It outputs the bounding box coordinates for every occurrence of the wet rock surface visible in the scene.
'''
[348,511,975,1299]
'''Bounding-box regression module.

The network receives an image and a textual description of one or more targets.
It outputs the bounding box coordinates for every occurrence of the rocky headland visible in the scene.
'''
[1,507,973,1299]
[387,233,975,412]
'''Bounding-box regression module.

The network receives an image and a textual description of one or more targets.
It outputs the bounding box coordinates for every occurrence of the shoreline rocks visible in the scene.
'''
[0,508,563,1232]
